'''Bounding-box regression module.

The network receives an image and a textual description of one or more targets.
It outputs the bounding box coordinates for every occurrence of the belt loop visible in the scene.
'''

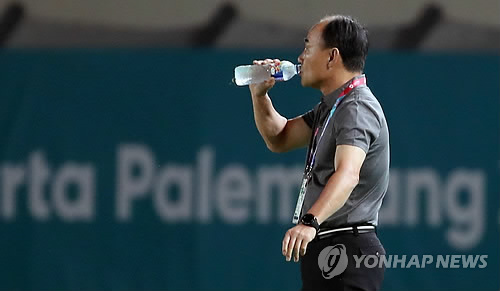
[353,225,359,236]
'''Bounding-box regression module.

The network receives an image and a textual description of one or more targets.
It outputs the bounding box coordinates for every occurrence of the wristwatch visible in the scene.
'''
[300,213,320,234]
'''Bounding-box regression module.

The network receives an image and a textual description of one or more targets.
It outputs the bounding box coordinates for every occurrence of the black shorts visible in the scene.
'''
[300,231,386,291]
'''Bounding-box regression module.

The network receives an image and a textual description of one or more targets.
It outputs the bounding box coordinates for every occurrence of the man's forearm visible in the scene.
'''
[307,170,359,224]
[251,94,287,149]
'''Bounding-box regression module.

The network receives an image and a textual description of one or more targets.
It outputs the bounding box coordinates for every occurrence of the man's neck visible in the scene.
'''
[320,71,362,96]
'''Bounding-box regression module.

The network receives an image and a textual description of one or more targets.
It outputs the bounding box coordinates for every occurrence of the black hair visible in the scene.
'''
[321,15,369,72]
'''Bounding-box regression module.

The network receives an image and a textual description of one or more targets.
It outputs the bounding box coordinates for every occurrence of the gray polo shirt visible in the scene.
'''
[301,75,389,229]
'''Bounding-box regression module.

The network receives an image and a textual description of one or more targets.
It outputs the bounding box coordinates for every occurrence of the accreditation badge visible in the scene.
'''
[292,172,311,224]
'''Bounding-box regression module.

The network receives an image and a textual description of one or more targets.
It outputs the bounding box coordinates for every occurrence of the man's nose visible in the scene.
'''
[297,54,303,64]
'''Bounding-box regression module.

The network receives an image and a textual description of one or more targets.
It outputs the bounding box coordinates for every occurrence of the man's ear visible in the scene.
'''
[328,48,340,68]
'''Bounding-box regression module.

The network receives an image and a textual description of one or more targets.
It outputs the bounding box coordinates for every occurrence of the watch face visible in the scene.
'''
[302,214,314,224]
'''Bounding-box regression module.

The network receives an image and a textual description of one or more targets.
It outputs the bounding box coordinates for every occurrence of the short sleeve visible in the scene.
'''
[301,103,320,129]
[334,99,381,153]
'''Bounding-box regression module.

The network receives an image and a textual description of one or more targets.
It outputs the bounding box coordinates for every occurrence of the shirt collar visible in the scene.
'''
[321,74,366,107]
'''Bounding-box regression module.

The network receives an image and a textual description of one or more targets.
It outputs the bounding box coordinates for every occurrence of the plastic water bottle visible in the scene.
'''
[233,60,301,86]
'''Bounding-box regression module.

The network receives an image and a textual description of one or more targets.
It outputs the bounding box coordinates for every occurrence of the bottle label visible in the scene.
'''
[270,66,284,81]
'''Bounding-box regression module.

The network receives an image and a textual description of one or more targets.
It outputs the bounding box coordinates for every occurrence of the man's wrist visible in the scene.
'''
[300,213,320,234]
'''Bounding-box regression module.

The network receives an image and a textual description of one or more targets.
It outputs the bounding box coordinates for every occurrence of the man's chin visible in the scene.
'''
[300,78,309,87]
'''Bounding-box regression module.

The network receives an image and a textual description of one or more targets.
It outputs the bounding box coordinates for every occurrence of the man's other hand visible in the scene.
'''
[282,224,316,262]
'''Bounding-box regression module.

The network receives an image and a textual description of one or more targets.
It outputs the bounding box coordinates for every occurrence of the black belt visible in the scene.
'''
[316,225,376,240]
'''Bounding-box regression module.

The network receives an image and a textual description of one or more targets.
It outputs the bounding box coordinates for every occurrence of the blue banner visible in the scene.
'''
[0,49,498,291]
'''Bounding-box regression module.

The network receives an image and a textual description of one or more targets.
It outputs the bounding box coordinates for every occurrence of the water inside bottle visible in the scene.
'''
[233,62,301,86]
[234,65,269,86]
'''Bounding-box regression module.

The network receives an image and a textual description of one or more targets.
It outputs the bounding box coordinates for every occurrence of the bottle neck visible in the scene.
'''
[295,64,302,74]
